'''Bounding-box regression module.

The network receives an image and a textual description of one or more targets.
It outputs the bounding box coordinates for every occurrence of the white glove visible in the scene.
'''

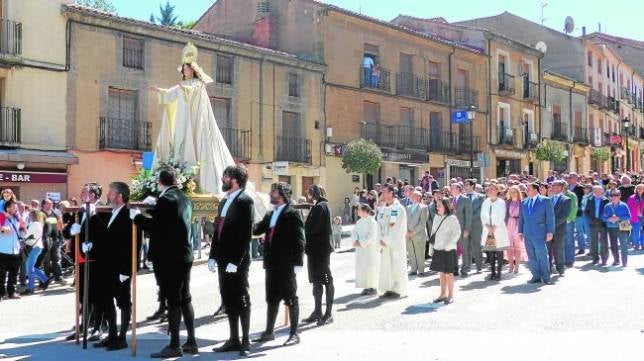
[142,196,157,206]
[70,223,82,236]
[81,242,93,253]
[294,266,304,274]
[208,259,217,273]
[225,263,238,273]
[119,274,129,282]
[129,208,141,220]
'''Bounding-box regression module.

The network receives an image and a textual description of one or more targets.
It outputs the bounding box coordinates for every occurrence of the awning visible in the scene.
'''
[0,148,79,165]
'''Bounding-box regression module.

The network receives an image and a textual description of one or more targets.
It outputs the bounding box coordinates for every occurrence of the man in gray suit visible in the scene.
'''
[549,180,571,276]
[464,179,484,273]
[406,191,429,276]
[450,183,472,277]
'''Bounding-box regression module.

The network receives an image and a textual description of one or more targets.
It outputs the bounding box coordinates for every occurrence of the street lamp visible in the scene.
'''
[467,107,476,179]
[622,117,631,171]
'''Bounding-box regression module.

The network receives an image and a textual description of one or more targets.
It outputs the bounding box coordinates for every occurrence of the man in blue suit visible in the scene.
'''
[518,182,555,285]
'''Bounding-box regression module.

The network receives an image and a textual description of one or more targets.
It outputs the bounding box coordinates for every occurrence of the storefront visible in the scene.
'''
[444,159,481,183]
[0,170,68,202]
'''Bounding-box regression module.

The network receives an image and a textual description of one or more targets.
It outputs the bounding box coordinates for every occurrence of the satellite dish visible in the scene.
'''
[535,41,548,53]
[564,16,575,34]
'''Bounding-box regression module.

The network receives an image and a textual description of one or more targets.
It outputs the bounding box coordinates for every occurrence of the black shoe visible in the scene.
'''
[40,278,52,291]
[543,279,554,285]
[93,337,115,348]
[88,332,102,342]
[252,332,275,343]
[239,340,250,356]
[408,271,417,276]
[576,250,584,255]
[364,288,377,296]
[387,292,400,299]
[460,271,469,278]
[558,271,565,277]
[527,278,541,284]
[301,312,321,325]
[443,298,453,305]
[565,263,573,268]
[19,289,34,296]
[214,339,241,352]
[591,260,599,265]
[64,333,77,342]
[106,338,128,351]
[611,261,620,266]
[150,345,183,358]
[213,304,226,317]
[317,314,333,326]
[146,309,165,321]
[432,297,446,303]
[181,341,199,354]
[283,333,300,346]
[379,291,393,299]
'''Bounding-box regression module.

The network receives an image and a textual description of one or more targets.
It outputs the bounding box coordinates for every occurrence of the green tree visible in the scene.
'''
[150,1,178,26]
[176,20,197,30]
[76,0,117,14]
[534,140,566,162]
[341,139,383,178]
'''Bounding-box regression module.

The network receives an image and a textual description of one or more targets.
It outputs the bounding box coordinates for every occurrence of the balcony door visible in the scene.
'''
[399,53,413,95]
[363,101,380,143]
[106,87,138,149]
[430,111,442,149]
[399,107,414,149]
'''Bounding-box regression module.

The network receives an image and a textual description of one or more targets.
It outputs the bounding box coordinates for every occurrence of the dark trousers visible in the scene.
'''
[265,268,298,335]
[44,239,62,280]
[607,228,629,265]
[0,253,21,298]
[549,228,566,273]
[487,251,503,277]
[589,224,608,263]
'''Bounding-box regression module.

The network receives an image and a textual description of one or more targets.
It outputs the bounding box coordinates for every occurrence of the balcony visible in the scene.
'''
[427,79,450,104]
[607,97,617,113]
[454,87,479,109]
[599,94,608,109]
[640,127,644,140]
[430,130,480,154]
[552,119,568,141]
[99,117,151,151]
[0,18,22,58]
[221,127,251,160]
[359,66,391,92]
[361,122,429,150]
[498,73,515,95]
[523,130,539,149]
[0,107,21,147]
[622,87,632,103]
[523,78,539,102]
[573,126,589,144]
[589,89,601,107]
[603,132,611,146]
[395,72,426,99]
[626,126,638,139]
[275,136,311,164]
[498,126,516,147]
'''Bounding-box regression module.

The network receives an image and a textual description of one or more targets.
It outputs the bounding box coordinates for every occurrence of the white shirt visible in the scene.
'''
[269,204,287,228]
[108,204,125,228]
[363,56,374,68]
[221,188,242,218]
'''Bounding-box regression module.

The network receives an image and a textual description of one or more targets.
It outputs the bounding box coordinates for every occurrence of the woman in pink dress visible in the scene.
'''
[505,186,526,273]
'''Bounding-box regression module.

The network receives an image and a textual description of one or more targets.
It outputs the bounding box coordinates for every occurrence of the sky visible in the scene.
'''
[114,0,644,41]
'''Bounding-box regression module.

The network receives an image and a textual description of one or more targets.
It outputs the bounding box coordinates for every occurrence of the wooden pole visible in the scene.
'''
[74,213,80,345]
[283,305,289,326]
[82,203,90,349]
[131,225,138,357]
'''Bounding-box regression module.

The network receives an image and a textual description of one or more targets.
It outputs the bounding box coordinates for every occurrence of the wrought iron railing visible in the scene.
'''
[275,136,311,164]
[523,77,539,101]
[454,87,479,109]
[395,72,426,99]
[498,72,515,94]
[498,126,515,146]
[99,117,151,151]
[573,126,589,143]
[589,89,601,106]
[552,119,568,141]
[0,18,21,56]
[427,79,450,104]
[359,66,391,92]
[0,107,21,146]
[221,127,251,160]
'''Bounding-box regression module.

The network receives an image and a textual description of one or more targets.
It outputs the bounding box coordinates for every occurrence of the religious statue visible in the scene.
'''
[149,42,268,219]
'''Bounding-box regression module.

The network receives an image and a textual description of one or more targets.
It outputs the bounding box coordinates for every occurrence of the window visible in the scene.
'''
[210,97,231,128]
[598,59,602,74]
[108,87,137,121]
[606,62,610,78]
[288,73,300,97]
[587,51,593,67]
[122,37,144,70]
[574,110,582,128]
[428,61,440,79]
[363,101,380,123]
[216,54,233,84]
[612,66,616,82]
[282,111,301,139]
[104,87,140,149]
[553,105,561,122]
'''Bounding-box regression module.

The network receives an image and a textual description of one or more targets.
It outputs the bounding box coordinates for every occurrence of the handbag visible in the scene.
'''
[428,216,447,245]
[611,204,632,231]
[484,203,498,251]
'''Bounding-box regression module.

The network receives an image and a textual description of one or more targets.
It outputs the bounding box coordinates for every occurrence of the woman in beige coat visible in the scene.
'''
[480,183,510,280]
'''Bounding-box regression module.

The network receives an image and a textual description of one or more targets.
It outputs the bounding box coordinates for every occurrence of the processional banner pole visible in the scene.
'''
[82,202,90,349]
[74,213,80,345]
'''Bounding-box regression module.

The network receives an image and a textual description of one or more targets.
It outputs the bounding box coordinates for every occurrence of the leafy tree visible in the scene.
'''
[150,1,178,26]
[534,140,566,162]
[341,138,383,176]
[76,0,117,14]
[591,147,610,162]
[176,20,197,30]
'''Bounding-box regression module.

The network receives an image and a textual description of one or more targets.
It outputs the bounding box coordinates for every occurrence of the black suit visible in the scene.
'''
[254,204,305,336]
[585,196,610,263]
[134,186,195,349]
[209,190,254,345]
[550,195,571,273]
[303,198,334,321]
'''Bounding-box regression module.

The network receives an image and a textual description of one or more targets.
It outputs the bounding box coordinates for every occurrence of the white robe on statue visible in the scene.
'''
[352,215,380,290]
[155,78,268,220]
[377,200,408,296]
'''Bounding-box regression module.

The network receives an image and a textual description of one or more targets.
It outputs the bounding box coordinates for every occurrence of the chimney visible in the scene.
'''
[252,0,271,48]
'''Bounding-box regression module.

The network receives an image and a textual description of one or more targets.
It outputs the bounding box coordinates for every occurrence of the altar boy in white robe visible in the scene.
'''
[376,184,408,299]
[352,204,380,296]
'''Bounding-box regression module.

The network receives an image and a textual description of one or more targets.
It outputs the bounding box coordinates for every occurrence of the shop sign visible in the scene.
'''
[0,171,67,183]
[382,150,428,164]
[272,162,289,175]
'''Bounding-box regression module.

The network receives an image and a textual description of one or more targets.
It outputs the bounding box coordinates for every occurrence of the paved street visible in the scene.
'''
[1,236,643,361]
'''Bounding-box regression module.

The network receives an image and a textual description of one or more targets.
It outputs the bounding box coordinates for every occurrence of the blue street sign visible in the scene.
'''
[142,151,155,171]
[451,110,469,124]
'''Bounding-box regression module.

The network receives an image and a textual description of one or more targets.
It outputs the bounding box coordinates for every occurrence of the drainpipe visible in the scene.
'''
[258,57,265,161]
[487,38,493,146]
[448,46,455,135]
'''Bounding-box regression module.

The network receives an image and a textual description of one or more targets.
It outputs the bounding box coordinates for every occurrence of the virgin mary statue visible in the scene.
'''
[150,42,267,218]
